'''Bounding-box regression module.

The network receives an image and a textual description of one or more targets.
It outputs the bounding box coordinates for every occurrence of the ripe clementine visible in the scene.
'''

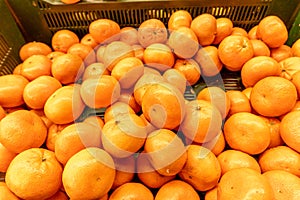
[6,148,63,200]
[80,75,121,109]
[190,13,217,46]
[181,99,222,144]
[224,112,270,155]
[0,182,20,200]
[248,25,258,39]
[67,43,96,66]
[256,15,288,48]
[109,182,154,200]
[19,41,52,61]
[218,35,254,71]
[155,180,200,200]
[46,123,71,151]
[137,18,168,48]
[201,130,226,156]
[168,10,192,31]
[162,68,187,94]
[44,84,85,124]
[217,149,261,176]
[292,38,300,57]
[144,129,187,176]
[51,29,79,53]
[213,17,233,44]
[179,145,221,192]
[118,89,141,113]
[250,39,271,57]
[173,59,201,85]
[104,101,135,123]
[260,116,283,148]
[111,156,135,189]
[55,122,102,165]
[279,56,300,80]
[258,145,300,177]
[230,27,248,37]
[250,76,297,117]
[241,56,281,88]
[0,110,47,153]
[80,33,98,49]
[89,18,121,44]
[0,74,29,108]
[62,147,116,199]
[0,142,17,173]
[119,27,139,45]
[82,62,110,81]
[270,44,292,62]
[217,168,274,200]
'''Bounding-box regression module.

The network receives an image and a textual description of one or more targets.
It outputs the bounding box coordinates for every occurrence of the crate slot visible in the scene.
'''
[0,34,18,75]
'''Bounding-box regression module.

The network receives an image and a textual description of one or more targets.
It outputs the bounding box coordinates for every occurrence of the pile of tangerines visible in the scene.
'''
[0,10,300,200]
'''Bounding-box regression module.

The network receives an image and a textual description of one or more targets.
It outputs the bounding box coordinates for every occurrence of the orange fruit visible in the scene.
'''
[103,41,135,71]
[47,51,65,62]
[213,17,233,44]
[133,73,166,106]
[139,113,157,134]
[51,53,84,84]
[217,168,274,200]
[88,18,121,44]
[280,111,300,153]
[19,41,52,61]
[118,89,141,113]
[173,59,201,85]
[250,76,297,117]
[83,115,104,129]
[62,147,116,199]
[51,29,79,53]
[230,27,248,37]
[6,148,63,200]
[179,145,221,192]
[0,110,47,153]
[242,87,252,99]
[155,180,200,200]
[45,191,68,200]
[136,152,175,188]
[55,122,101,165]
[144,129,187,176]
[109,182,154,200]
[21,54,52,81]
[241,56,281,88]
[119,27,139,45]
[0,182,20,200]
[143,43,175,72]
[80,33,98,49]
[168,10,192,31]
[0,74,29,108]
[263,170,300,200]
[168,27,199,58]
[194,45,223,77]
[258,145,300,177]
[111,156,135,189]
[292,38,300,57]
[250,39,271,57]
[132,44,144,61]
[260,116,283,148]
[217,149,261,176]
[96,45,106,63]
[256,15,288,48]
[46,123,70,151]
[104,101,135,123]
[226,90,252,115]
[181,99,222,143]
[218,35,254,71]
[224,112,270,155]
[137,18,168,48]
[23,75,62,109]
[44,84,85,124]
[248,25,258,39]
[12,63,22,75]
[141,82,185,130]
[0,105,6,121]
[270,44,293,62]
[162,68,187,94]
[67,43,96,66]
[204,187,217,200]
[279,56,300,80]
[82,62,110,81]
[102,113,147,158]
[291,70,300,97]
[196,86,230,119]
[80,75,121,109]
[61,0,80,4]
[30,109,53,129]
[0,142,17,172]
[201,130,226,156]
[190,13,217,46]
[111,57,144,89]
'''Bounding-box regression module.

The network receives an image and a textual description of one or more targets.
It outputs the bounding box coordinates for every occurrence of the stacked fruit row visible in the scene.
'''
[0,9,300,200]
